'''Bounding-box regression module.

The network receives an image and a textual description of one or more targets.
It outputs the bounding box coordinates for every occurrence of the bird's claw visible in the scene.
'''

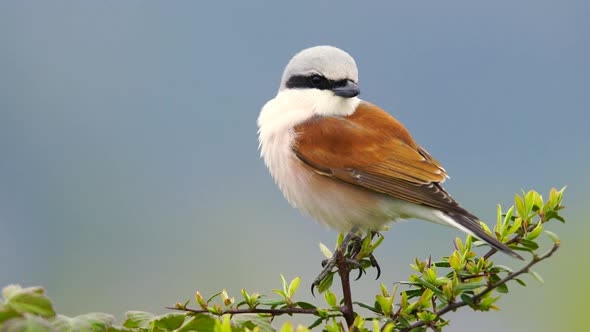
[311,229,383,295]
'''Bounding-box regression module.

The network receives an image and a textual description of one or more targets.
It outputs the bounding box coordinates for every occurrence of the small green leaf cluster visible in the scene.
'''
[189,275,320,316]
[0,284,114,331]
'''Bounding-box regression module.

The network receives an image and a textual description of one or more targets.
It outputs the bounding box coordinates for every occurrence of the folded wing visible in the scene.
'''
[293,101,474,219]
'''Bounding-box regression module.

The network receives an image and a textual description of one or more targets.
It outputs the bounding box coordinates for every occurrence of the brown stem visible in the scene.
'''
[336,249,355,329]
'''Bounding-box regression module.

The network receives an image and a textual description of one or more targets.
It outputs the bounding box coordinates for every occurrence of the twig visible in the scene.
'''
[166,306,319,315]
[399,242,560,332]
[336,249,355,329]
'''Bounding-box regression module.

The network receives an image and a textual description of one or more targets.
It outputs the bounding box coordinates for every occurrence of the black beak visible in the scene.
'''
[331,80,360,98]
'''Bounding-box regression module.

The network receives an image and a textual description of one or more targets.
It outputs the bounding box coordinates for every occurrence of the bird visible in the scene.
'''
[257,45,522,261]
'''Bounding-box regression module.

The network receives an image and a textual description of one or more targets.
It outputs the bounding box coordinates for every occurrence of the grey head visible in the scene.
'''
[279,46,360,98]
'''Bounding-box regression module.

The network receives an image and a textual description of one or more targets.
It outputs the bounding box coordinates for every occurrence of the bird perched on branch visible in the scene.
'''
[257,45,522,264]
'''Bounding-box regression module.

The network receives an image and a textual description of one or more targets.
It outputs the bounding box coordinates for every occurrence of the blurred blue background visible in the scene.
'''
[1,1,588,331]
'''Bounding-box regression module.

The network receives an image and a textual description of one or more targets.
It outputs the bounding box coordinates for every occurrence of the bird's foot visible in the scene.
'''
[311,230,383,295]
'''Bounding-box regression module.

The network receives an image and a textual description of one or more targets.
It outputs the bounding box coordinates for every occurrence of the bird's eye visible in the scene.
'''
[310,75,324,86]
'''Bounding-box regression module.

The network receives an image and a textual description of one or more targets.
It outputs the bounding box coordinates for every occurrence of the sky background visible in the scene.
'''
[1,1,588,331]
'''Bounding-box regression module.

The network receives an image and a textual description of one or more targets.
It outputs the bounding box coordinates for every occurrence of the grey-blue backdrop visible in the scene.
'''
[1,1,588,331]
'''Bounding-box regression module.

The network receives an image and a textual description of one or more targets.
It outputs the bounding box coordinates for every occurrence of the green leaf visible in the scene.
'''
[442,283,453,301]
[295,301,316,310]
[454,282,486,291]
[545,231,560,244]
[409,327,427,332]
[280,274,288,295]
[455,238,464,253]
[460,294,474,305]
[220,289,233,307]
[548,187,559,208]
[380,283,389,297]
[502,206,515,236]
[530,271,544,285]
[417,311,437,323]
[434,261,451,268]
[176,314,217,332]
[233,314,274,332]
[495,204,502,233]
[515,195,525,219]
[122,311,155,329]
[526,222,543,241]
[411,279,444,297]
[272,289,287,299]
[514,278,527,287]
[2,285,22,301]
[525,190,535,214]
[370,235,384,251]
[465,234,474,252]
[280,321,294,332]
[336,232,345,247]
[287,277,301,298]
[317,272,334,294]
[543,210,559,222]
[206,291,223,304]
[195,291,207,309]
[508,244,533,253]
[479,222,493,236]
[107,326,134,332]
[533,191,544,211]
[360,235,372,255]
[2,313,54,332]
[2,285,56,318]
[257,298,286,307]
[404,289,423,299]
[400,291,409,309]
[325,321,341,332]
[478,295,500,311]
[495,282,509,294]
[353,301,378,314]
[51,313,115,332]
[308,317,325,329]
[490,265,513,273]
[557,186,567,202]
[0,303,20,324]
[424,268,437,285]
[382,322,395,332]
[315,308,329,318]
[376,295,391,315]
[214,315,232,332]
[506,217,522,236]
[151,313,186,331]
[520,239,539,250]
[324,290,337,308]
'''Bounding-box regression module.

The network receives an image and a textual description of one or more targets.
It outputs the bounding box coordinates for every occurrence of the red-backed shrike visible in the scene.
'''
[258,45,521,259]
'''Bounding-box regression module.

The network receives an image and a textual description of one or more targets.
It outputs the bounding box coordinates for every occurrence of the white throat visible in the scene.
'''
[257,89,361,143]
